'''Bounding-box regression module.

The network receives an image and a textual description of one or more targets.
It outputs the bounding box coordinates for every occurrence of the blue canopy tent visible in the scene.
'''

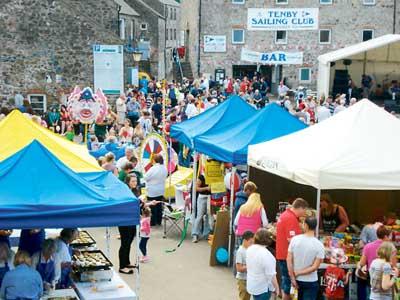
[193,103,307,165]
[170,95,256,148]
[0,140,140,229]
[193,103,307,265]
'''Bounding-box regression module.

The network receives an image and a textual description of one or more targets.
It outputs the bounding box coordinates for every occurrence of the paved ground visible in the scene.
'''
[89,227,236,300]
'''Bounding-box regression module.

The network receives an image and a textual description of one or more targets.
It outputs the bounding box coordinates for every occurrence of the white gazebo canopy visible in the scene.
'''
[248,99,400,190]
[317,34,400,98]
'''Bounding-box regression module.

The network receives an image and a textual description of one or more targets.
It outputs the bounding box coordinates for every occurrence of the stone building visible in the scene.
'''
[180,0,200,77]
[0,0,180,110]
[125,0,181,80]
[182,0,400,92]
[0,0,132,108]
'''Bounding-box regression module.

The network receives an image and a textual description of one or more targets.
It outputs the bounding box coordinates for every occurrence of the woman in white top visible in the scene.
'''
[144,154,168,226]
[246,228,280,300]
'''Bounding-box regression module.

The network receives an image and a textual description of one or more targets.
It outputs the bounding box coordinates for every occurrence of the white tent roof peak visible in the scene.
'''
[248,99,400,190]
[318,34,400,65]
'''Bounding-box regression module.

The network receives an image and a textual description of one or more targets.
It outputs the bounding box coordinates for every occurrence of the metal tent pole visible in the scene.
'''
[316,189,321,238]
[135,224,140,299]
[191,151,198,224]
[105,227,111,258]
[228,166,236,267]
[168,139,172,205]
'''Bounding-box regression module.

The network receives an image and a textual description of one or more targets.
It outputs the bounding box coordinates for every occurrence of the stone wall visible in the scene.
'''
[180,0,200,77]
[197,0,398,90]
[0,0,133,104]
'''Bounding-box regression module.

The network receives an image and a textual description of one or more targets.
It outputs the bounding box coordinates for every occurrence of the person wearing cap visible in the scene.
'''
[323,248,352,300]
[287,217,325,300]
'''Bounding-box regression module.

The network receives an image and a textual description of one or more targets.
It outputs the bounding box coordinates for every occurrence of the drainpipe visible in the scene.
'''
[393,0,397,34]
[197,0,202,77]
[164,5,168,79]
[117,4,121,37]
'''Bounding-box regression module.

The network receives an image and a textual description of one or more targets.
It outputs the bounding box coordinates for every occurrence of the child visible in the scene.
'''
[64,125,74,142]
[324,248,352,300]
[236,231,254,300]
[140,207,151,263]
[90,135,100,151]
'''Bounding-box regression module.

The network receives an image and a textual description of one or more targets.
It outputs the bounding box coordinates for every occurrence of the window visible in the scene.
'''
[319,29,331,44]
[320,0,332,4]
[119,18,125,40]
[170,7,173,19]
[174,29,177,40]
[28,94,47,114]
[170,29,173,41]
[363,0,375,5]
[232,0,245,3]
[166,28,169,40]
[140,23,148,31]
[362,29,374,41]
[130,20,134,40]
[276,0,288,4]
[232,29,245,44]
[174,8,177,20]
[275,31,287,44]
[299,68,311,83]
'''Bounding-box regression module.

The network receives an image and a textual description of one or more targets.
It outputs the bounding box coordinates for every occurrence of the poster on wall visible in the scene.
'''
[241,48,303,65]
[93,45,124,95]
[204,35,227,52]
[247,8,319,31]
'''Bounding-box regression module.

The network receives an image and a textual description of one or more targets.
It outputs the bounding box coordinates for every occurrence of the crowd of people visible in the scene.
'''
[1,74,398,300]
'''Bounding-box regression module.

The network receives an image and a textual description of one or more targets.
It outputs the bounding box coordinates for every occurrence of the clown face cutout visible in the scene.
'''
[67,86,108,124]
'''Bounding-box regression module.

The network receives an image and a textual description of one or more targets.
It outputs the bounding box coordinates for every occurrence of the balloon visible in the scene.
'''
[216,247,228,264]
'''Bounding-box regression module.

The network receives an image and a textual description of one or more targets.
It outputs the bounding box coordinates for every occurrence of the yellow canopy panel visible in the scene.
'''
[0,110,102,173]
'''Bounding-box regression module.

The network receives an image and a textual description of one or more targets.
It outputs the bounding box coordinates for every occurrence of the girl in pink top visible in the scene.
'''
[234,193,268,236]
[140,208,151,263]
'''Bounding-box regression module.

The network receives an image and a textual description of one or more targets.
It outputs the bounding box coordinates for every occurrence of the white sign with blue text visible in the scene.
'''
[93,44,124,95]
[204,35,227,52]
[241,48,303,65]
[248,8,319,31]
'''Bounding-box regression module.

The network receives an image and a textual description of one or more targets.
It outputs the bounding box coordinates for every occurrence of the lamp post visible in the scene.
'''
[132,49,142,87]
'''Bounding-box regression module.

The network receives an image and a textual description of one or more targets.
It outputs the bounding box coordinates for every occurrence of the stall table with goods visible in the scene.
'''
[71,230,136,300]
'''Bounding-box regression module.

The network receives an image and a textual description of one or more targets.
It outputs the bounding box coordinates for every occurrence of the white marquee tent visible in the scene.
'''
[248,99,400,191]
[317,34,400,98]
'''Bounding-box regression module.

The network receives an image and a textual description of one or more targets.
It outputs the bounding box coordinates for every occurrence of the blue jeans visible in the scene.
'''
[297,280,318,300]
[252,291,271,300]
[277,260,291,295]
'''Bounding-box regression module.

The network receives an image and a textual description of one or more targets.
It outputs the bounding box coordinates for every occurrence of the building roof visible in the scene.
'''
[131,0,165,19]
[159,0,180,7]
[318,34,400,65]
[114,0,140,16]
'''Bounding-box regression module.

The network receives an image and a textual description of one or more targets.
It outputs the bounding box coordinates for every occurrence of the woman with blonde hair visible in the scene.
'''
[0,251,43,299]
[234,193,268,236]
[369,241,399,300]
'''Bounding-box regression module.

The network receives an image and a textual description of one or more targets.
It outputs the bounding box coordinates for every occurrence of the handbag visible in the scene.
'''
[355,264,368,281]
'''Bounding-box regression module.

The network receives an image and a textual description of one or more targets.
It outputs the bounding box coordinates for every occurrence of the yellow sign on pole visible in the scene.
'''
[205,160,224,184]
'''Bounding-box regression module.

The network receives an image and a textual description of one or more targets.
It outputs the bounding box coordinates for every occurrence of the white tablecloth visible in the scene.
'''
[42,288,79,299]
[74,271,136,300]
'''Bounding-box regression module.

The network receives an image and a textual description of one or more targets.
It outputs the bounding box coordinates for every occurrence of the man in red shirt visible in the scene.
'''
[239,77,249,94]
[276,198,308,300]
